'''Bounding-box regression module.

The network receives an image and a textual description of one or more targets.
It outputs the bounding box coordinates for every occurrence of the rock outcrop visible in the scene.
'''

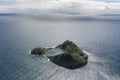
[31,47,47,55]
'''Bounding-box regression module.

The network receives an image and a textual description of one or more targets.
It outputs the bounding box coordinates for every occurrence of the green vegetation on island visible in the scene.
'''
[31,40,88,69]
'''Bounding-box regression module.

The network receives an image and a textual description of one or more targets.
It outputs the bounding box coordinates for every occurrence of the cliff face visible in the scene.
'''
[31,40,88,69]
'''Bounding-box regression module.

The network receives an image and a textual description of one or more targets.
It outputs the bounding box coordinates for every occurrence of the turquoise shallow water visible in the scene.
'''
[0,14,120,80]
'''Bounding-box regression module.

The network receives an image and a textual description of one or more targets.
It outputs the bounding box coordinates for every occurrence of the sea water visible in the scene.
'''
[0,14,120,80]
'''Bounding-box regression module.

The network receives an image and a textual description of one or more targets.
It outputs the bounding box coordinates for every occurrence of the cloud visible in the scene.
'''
[0,0,120,14]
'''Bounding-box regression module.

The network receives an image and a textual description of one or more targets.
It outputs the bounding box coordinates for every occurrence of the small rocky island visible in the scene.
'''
[31,40,88,69]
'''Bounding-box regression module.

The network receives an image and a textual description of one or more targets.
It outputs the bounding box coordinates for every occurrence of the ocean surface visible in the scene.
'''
[0,14,120,80]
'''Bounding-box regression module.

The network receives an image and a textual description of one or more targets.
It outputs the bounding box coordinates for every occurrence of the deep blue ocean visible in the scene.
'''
[0,14,120,80]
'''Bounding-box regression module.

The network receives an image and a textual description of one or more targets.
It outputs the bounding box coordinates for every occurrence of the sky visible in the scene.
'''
[0,0,120,14]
